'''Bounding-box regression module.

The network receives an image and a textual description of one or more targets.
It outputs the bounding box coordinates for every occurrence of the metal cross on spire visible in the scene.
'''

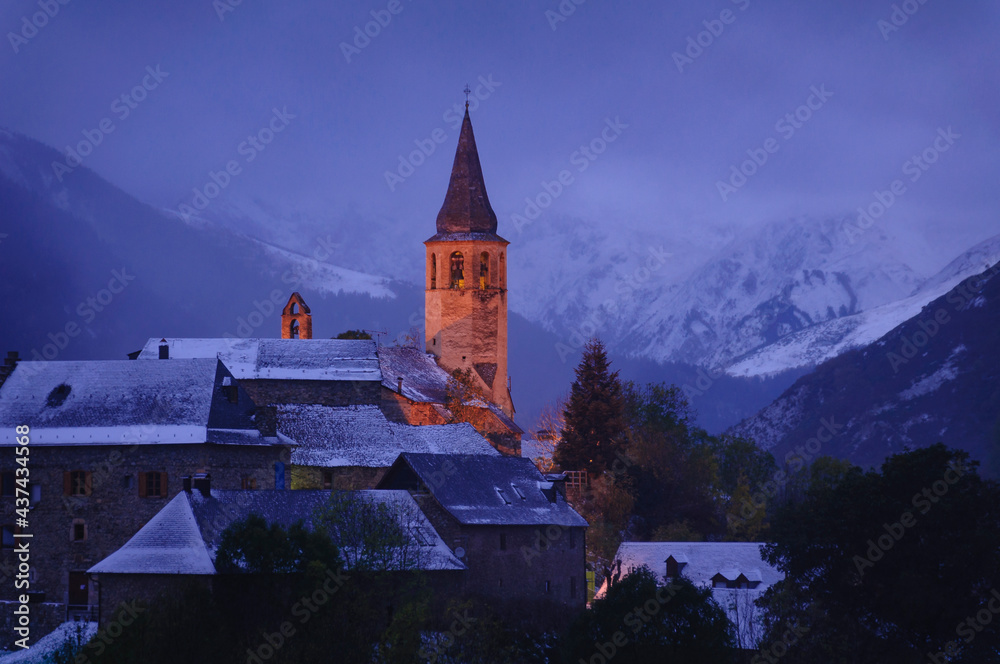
[464,84,471,109]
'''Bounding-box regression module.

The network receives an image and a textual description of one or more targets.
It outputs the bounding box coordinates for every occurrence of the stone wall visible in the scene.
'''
[291,465,386,491]
[0,441,288,642]
[239,379,380,408]
[461,524,586,611]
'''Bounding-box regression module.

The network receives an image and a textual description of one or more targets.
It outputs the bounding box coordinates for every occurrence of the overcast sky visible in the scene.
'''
[2,0,997,269]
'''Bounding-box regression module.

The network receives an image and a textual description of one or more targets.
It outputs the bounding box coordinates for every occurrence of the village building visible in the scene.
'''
[424,107,514,419]
[0,358,288,639]
[276,404,499,490]
[377,453,588,619]
[597,541,784,648]
[88,485,465,625]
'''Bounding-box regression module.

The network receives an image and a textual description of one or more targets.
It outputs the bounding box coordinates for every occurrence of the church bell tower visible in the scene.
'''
[425,104,513,417]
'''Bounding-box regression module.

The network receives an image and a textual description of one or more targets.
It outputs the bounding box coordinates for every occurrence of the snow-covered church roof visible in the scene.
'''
[89,488,464,575]
[277,404,499,468]
[0,359,270,446]
[136,338,380,382]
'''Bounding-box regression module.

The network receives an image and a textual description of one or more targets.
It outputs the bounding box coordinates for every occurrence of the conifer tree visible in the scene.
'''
[554,338,626,475]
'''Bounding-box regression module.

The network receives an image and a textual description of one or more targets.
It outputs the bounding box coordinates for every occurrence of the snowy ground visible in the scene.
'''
[0,622,95,663]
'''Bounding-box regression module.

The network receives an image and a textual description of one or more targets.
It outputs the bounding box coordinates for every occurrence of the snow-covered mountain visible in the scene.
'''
[510,215,947,369]
[729,259,1000,476]
[726,233,1000,377]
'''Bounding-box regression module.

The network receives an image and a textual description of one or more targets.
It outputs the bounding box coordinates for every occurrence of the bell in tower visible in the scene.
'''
[281,292,312,339]
[424,102,513,417]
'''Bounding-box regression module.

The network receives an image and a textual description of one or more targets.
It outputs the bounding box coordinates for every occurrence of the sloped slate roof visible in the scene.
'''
[432,109,500,237]
[378,346,450,403]
[278,405,498,468]
[90,489,464,574]
[598,542,783,598]
[137,338,380,381]
[386,453,588,527]
[379,348,522,434]
[89,492,215,575]
[598,541,784,649]
[0,359,266,446]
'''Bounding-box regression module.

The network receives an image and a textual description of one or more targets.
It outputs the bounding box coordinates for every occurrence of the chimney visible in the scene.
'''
[193,473,211,496]
[158,339,169,360]
[397,376,403,394]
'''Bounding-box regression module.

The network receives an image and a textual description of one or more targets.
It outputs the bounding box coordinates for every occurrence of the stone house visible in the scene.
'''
[379,345,522,455]
[0,358,288,644]
[597,541,785,648]
[88,484,464,625]
[377,453,588,618]
[276,404,499,490]
[134,337,382,408]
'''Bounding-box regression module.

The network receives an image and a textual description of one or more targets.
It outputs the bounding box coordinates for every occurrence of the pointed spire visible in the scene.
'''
[435,108,498,235]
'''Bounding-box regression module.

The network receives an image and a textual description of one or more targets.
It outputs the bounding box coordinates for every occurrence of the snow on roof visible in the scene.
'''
[277,404,499,468]
[386,453,588,527]
[606,542,782,591]
[378,348,523,434]
[90,489,464,575]
[597,542,784,649]
[89,492,215,575]
[137,338,380,381]
[378,346,450,403]
[0,359,265,446]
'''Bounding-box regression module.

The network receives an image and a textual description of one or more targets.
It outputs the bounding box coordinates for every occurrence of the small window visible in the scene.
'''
[72,521,86,542]
[241,477,258,490]
[430,254,437,290]
[64,471,91,497]
[450,252,465,289]
[499,533,507,551]
[480,252,489,289]
[666,557,678,578]
[122,475,134,490]
[322,471,333,490]
[140,471,167,498]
